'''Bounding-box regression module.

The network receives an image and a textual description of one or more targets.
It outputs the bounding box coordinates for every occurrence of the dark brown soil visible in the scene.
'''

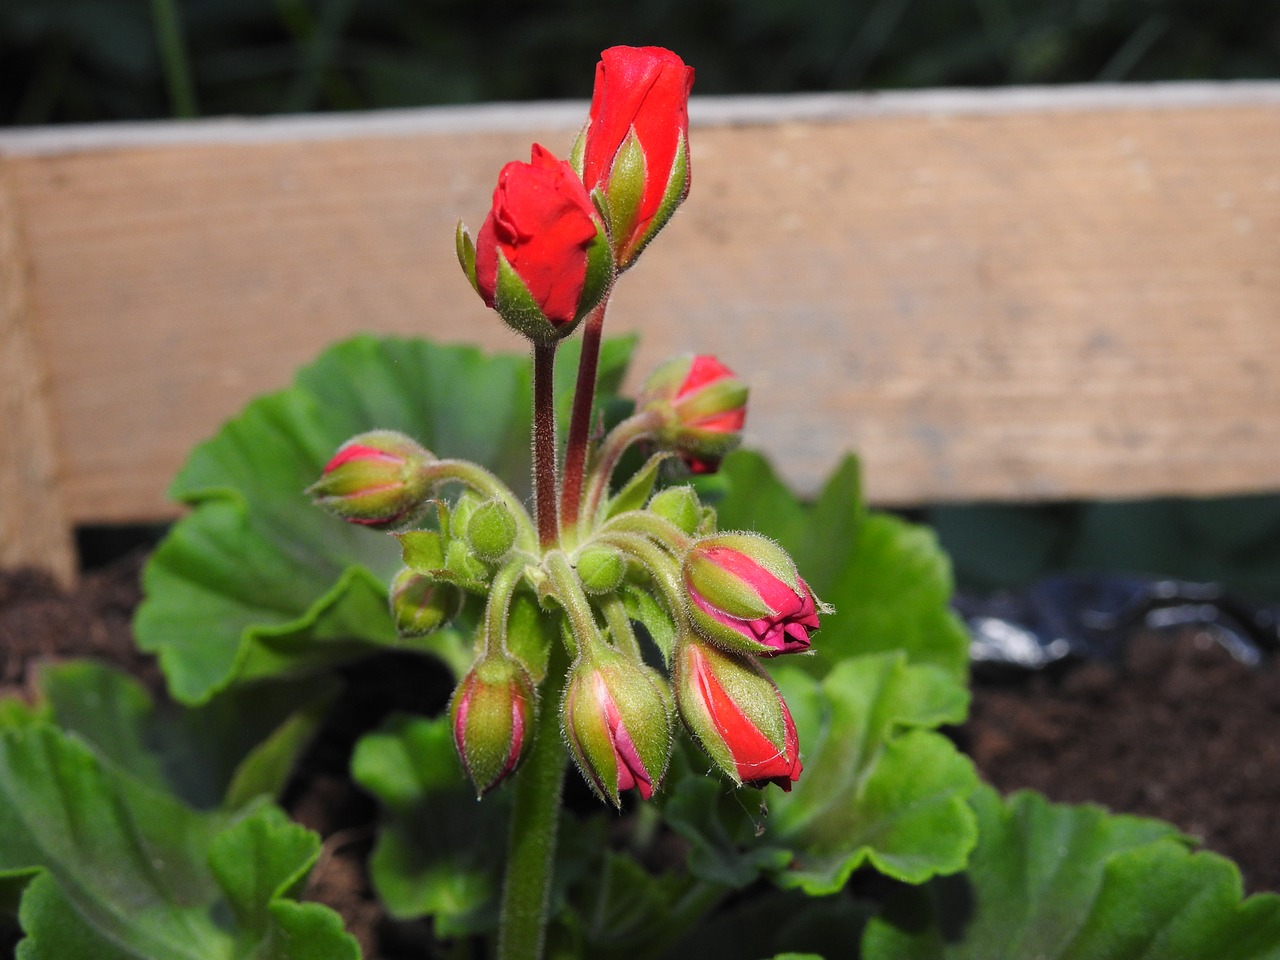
[1,557,1277,958]
[965,627,1280,893]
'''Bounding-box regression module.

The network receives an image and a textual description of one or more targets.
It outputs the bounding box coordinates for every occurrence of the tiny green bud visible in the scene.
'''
[466,499,519,562]
[389,568,463,636]
[575,544,627,594]
[648,485,702,535]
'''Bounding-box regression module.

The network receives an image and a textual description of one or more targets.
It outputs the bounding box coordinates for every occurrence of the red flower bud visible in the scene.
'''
[450,654,536,797]
[674,637,802,791]
[574,45,694,269]
[637,354,747,474]
[561,648,673,806]
[457,144,612,343]
[307,430,434,527]
[683,533,822,657]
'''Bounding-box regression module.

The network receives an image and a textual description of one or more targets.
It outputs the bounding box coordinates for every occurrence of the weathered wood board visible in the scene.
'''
[2,83,1279,576]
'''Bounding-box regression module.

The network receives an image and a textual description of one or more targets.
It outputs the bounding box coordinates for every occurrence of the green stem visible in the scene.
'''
[600,510,694,554]
[497,638,570,960]
[599,591,642,661]
[149,0,198,117]
[579,409,664,528]
[482,561,528,655]
[559,300,609,542]
[532,341,560,548]
[542,550,605,658]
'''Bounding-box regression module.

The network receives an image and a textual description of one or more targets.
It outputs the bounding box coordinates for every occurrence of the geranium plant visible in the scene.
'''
[2,44,1278,960]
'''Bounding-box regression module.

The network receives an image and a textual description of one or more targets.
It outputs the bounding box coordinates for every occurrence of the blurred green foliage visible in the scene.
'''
[2,0,1278,125]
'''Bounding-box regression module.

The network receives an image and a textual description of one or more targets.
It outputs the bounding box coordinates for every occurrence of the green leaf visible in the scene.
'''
[710,451,969,679]
[350,713,509,934]
[862,786,1280,960]
[767,656,977,892]
[136,334,635,704]
[665,653,976,894]
[0,725,358,959]
[36,659,336,810]
[604,453,667,522]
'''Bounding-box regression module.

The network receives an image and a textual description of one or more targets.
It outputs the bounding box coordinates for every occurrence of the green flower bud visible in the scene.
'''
[647,485,702,535]
[466,499,519,562]
[451,653,536,797]
[575,544,627,594]
[561,647,673,806]
[389,568,463,637]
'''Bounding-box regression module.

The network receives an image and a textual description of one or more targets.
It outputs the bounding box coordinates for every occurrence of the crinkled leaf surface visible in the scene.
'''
[350,713,510,935]
[0,725,357,959]
[36,659,336,810]
[665,652,976,895]
[136,334,634,704]
[707,452,970,679]
[862,785,1280,960]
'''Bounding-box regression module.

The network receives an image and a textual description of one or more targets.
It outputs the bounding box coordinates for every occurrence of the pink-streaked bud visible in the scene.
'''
[450,654,536,797]
[673,636,802,791]
[308,430,434,528]
[636,354,747,474]
[683,532,823,658]
[561,648,673,807]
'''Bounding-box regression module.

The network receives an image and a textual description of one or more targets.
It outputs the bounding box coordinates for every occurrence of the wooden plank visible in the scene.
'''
[2,83,1279,522]
[0,162,77,580]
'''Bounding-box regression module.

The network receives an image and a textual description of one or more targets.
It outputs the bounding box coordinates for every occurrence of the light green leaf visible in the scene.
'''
[37,659,336,810]
[665,653,976,894]
[862,786,1280,960]
[350,713,508,934]
[136,335,635,705]
[0,725,358,959]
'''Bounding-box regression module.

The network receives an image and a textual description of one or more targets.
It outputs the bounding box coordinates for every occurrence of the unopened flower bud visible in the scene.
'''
[466,499,519,562]
[450,654,536,797]
[389,568,463,637]
[308,430,434,527]
[458,144,613,344]
[647,485,702,535]
[683,532,822,658]
[573,46,694,270]
[673,636,802,791]
[637,355,747,474]
[561,647,673,806]
[575,544,627,594]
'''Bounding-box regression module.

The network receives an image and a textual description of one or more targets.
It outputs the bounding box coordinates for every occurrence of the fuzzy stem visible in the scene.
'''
[481,561,528,656]
[542,550,606,659]
[579,409,664,528]
[422,459,537,552]
[532,341,560,548]
[559,300,609,541]
[496,637,570,960]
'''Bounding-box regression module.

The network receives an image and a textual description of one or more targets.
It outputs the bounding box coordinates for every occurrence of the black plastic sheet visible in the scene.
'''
[955,574,1280,675]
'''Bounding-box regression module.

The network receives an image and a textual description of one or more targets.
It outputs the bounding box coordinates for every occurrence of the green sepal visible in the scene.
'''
[397,529,446,573]
[603,452,668,522]
[603,129,647,253]
[574,216,615,325]
[622,583,677,663]
[396,530,489,593]
[674,378,750,422]
[568,122,587,178]
[455,220,479,293]
[493,251,578,344]
[620,131,689,270]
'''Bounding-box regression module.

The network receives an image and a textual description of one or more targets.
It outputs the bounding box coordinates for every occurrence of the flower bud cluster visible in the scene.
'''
[311,45,828,808]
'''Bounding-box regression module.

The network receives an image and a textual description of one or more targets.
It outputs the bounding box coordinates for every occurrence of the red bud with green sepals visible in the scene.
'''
[561,647,673,806]
[674,636,802,791]
[457,144,613,344]
[683,532,822,657]
[307,430,434,527]
[637,354,747,474]
[450,654,536,797]
[572,45,694,269]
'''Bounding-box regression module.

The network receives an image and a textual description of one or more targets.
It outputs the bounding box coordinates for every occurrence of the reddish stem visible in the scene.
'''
[559,300,608,535]
[532,340,560,548]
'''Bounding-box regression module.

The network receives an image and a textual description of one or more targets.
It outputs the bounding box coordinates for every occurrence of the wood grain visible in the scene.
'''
[0,165,77,581]
[2,84,1278,537]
